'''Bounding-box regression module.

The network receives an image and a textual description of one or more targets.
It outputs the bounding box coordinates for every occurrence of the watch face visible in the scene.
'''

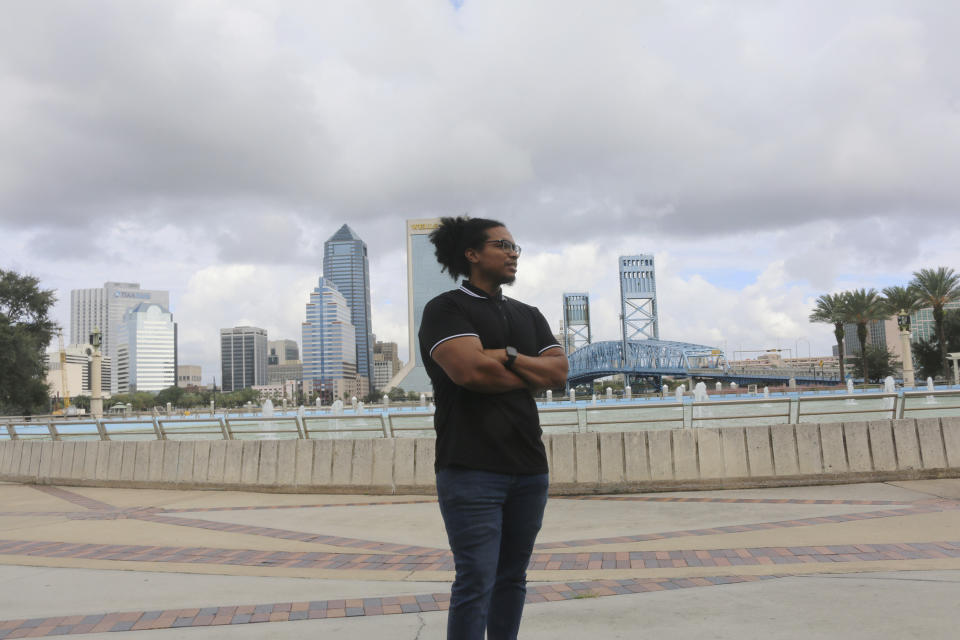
[506,346,518,357]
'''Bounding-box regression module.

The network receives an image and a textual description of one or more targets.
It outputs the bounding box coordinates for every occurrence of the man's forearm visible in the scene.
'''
[484,348,568,391]
[459,354,529,393]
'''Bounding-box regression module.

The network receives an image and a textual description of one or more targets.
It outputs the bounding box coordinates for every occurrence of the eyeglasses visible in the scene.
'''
[485,239,522,255]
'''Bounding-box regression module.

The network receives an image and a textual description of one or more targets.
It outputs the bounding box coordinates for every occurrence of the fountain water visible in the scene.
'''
[715,382,722,393]
[569,388,576,403]
[926,377,937,404]
[356,401,365,415]
[662,384,669,398]
[763,387,770,399]
[382,394,389,407]
[883,376,896,411]
[591,393,597,404]
[262,398,274,418]
[606,387,613,400]
[845,378,857,405]
[624,386,632,400]
[693,382,708,402]
[546,390,553,403]
[730,382,738,391]
[315,397,322,408]
[331,399,344,415]
[675,384,685,403]
[419,393,426,407]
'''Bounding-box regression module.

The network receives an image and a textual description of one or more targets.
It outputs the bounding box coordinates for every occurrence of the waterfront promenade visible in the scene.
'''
[1,479,959,638]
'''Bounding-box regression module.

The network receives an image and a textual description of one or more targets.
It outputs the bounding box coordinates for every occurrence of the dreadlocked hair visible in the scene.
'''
[429,216,505,281]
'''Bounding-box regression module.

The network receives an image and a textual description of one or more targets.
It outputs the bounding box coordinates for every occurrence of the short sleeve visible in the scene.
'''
[531,306,562,355]
[418,295,479,360]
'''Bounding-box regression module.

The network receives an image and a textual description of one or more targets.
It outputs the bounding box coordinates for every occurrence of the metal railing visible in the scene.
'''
[3,390,960,442]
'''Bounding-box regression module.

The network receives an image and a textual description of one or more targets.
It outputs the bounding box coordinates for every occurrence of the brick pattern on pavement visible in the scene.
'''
[0,574,784,638]
[2,485,959,636]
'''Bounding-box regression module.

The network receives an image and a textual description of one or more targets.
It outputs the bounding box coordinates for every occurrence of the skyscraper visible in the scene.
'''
[323,225,375,391]
[117,303,176,393]
[220,326,268,392]
[385,218,451,393]
[302,278,363,402]
[71,282,170,393]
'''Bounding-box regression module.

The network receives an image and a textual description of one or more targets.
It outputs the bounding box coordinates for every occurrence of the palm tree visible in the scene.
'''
[844,288,887,384]
[910,267,960,377]
[881,285,920,318]
[809,293,848,383]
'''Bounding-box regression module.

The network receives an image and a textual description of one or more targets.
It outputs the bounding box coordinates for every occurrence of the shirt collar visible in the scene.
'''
[460,280,504,301]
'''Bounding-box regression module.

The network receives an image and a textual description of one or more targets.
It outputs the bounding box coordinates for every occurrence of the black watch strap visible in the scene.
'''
[505,346,519,370]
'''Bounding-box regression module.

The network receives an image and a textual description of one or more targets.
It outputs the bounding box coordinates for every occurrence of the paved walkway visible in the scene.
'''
[1,479,959,638]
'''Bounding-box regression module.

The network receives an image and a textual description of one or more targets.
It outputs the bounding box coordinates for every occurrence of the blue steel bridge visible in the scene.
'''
[566,340,841,387]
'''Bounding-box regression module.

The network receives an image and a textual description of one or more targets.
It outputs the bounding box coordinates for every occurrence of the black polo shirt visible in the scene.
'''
[418,280,562,475]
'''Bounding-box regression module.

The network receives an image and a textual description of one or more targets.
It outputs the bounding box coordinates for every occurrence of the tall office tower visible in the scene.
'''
[302,278,362,402]
[561,293,592,355]
[116,303,176,393]
[323,225,375,393]
[373,340,402,391]
[386,218,450,393]
[219,326,268,392]
[70,282,170,393]
[619,255,659,348]
[267,339,299,365]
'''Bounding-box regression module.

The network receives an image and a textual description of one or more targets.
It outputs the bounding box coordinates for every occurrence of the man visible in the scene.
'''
[419,216,569,639]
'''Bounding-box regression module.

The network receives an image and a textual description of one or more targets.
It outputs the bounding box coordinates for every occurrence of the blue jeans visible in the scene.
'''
[436,467,549,640]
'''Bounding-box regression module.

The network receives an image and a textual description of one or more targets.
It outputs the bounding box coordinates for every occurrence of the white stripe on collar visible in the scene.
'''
[458,284,486,299]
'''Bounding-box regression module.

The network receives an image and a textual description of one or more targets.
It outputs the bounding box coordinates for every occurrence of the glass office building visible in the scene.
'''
[323,225,375,390]
[302,278,357,401]
[220,326,268,392]
[117,303,176,393]
[386,218,453,394]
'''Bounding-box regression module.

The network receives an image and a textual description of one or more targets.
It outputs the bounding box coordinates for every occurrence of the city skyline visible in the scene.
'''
[5,3,960,386]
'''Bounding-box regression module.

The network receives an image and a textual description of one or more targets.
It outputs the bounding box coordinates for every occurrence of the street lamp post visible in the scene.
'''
[897,310,915,388]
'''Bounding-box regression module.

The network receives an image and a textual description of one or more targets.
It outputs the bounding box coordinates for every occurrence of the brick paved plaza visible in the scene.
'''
[1,479,960,638]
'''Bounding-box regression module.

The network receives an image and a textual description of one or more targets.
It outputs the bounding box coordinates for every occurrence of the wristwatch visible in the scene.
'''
[504,346,519,370]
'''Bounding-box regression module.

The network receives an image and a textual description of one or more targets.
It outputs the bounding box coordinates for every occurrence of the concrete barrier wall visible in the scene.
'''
[2,417,959,495]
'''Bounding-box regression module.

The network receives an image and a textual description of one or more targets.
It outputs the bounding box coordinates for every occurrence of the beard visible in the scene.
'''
[496,273,516,286]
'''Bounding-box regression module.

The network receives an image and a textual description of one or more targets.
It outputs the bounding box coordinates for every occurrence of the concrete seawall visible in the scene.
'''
[2,417,959,494]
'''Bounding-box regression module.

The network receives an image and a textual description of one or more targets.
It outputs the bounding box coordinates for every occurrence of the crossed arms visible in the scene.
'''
[431,336,568,394]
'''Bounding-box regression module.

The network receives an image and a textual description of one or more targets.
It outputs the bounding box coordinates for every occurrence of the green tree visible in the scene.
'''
[881,285,920,317]
[843,288,887,384]
[809,293,849,382]
[0,270,57,415]
[155,385,185,407]
[910,267,960,378]
[849,345,900,383]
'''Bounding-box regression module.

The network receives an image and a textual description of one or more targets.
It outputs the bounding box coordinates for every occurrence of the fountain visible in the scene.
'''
[693,382,708,402]
[546,390,553,403]
[675,384,685,403]
[662,384,669,398]
[730,382,738,391]
[350,396,358,411]
[926,377,937,404]
[606,387,613,400]
[382,394,389,408]
[419,393,426,407]
[883,376,896,411]
[356,401,365,415]
[715,382,722,393]
[845,378,857,405]
[569,388,576,403]
[624,385,632,400]
[331,399,344,415]
[261,398,274,418]
[591,393,597,405]
[315,397,322,407]
[763,387,770,399]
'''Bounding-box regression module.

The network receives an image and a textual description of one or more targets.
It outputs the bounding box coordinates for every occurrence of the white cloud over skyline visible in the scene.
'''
[2,1,958,383]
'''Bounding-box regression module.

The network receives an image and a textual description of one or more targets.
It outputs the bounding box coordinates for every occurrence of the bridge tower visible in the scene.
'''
[619,255,659,347]
[561,293,591,354]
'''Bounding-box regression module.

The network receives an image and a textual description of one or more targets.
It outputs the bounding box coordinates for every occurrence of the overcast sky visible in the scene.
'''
[2,1,959,383]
